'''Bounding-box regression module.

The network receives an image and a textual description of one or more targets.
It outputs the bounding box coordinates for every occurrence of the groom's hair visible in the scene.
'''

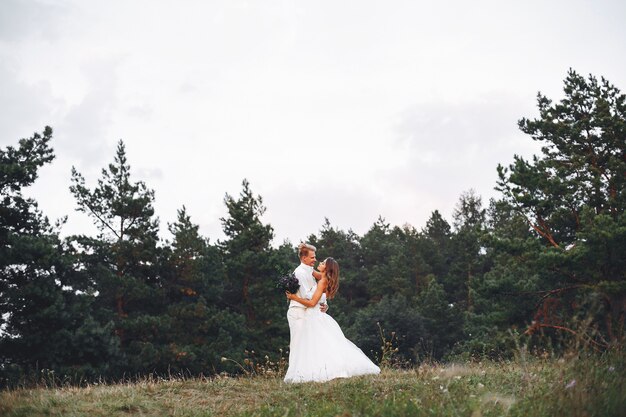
[298,242,316,259]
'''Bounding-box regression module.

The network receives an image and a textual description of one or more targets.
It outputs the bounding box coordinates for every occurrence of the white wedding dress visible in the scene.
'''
[284,288,380,383]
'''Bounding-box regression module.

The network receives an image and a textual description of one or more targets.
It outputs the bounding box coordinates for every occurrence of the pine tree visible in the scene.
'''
[360,217,401,300]
[417,279,464,360]
[498,69,625,247]
[219,179,280,355]
[1,128,117,386]
[348,294,425,364]
[161,206,245,374]
[422,210,452,280]
[69,140,165,374]
[447,190,488,309]
[494,70,626,348]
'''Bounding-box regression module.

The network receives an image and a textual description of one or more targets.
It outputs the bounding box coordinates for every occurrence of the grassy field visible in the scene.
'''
[1,353,624,417]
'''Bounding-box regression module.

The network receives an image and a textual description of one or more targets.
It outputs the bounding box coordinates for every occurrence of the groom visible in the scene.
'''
[287,243,327,350]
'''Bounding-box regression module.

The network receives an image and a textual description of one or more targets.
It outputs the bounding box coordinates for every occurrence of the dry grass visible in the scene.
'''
[1,354,624,417]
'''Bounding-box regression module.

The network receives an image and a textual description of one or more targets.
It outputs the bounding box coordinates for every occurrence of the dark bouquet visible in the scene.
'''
[276,272,300,294]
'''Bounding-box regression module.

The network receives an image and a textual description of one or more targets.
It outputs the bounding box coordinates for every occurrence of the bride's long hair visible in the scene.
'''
[324,257,339,300]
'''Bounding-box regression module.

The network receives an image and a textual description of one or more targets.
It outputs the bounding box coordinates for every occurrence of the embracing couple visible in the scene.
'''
[283,243,380,383]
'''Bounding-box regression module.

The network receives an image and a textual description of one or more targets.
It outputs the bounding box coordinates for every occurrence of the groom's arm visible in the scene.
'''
[292,268,310,303]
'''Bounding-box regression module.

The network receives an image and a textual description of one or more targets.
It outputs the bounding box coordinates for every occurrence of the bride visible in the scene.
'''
[284,257,380,383]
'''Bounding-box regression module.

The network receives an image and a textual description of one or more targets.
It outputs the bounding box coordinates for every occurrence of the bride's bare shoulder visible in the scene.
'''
[319,276,329,288]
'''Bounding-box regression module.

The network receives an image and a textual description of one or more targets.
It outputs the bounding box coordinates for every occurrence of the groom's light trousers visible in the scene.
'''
[287,306,307,353]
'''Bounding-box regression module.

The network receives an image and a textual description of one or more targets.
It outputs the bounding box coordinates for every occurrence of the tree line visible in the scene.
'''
[1,70,624,387]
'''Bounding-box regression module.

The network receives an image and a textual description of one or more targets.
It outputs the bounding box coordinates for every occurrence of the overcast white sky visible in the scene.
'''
[1,0,625,245]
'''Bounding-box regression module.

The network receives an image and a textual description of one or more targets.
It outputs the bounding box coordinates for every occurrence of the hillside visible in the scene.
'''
[1,354,624,417]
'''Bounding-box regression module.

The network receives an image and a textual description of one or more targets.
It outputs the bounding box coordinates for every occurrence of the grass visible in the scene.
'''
[1,353,624,417]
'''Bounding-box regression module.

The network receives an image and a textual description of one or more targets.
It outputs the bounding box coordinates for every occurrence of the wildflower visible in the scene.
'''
[608,366,615,372]
[565,379,576,389]
[220,357,228,362]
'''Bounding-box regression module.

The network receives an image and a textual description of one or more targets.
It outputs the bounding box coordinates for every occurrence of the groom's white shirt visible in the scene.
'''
[289,262,316,308]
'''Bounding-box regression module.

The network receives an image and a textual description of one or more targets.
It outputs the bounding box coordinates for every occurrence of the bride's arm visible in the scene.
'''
[312,270,322,280]
[287,280,327,307]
